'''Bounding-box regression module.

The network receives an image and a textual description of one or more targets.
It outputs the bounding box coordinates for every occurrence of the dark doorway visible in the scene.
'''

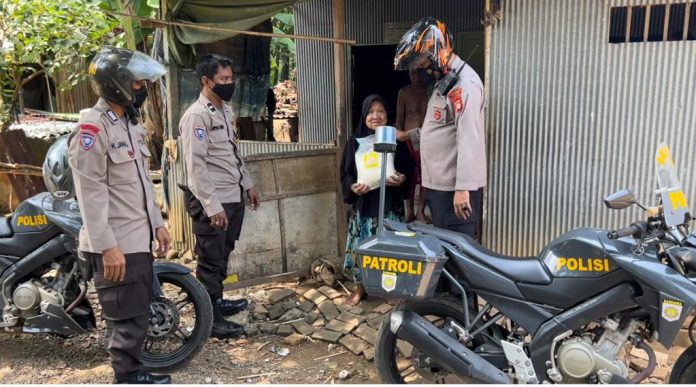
[351,45,410,133]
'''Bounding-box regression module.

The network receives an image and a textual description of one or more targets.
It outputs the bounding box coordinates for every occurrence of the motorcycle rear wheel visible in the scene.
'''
[375,298,500,384]
[670,345,696,384]
[141,272,213,372]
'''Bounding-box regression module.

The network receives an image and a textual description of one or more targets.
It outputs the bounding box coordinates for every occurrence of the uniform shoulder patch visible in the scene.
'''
[194,125,206,141]
[105,110,119,123]
[448,87,465,113]
[205,102,217,114]
[79,124,100,151]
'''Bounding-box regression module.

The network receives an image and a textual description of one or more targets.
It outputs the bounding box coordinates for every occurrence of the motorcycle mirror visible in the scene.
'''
[604,189,637,210]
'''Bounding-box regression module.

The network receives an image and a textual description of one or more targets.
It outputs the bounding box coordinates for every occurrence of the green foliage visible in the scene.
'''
[0,0,119,130]
[270,9,296,87]
[101,0,158,49]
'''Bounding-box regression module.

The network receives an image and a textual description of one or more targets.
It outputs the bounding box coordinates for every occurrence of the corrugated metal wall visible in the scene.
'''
[294,0,336,143]
[295,0,484,143]
[487,0,696,256]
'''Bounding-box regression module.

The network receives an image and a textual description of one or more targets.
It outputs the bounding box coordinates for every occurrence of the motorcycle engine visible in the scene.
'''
[550,319,643,383]
[12,279,64,316]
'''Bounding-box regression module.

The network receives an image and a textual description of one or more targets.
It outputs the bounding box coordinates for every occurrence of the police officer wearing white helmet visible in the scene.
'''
[394,17,487,241]
[67,47,172,384]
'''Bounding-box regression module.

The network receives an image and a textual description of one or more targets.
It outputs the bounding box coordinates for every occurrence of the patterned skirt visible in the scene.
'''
[343,210,403,283]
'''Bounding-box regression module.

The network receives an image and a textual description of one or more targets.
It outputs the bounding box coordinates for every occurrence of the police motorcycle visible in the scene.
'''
[0,137,212,371]
[361,128,696,384]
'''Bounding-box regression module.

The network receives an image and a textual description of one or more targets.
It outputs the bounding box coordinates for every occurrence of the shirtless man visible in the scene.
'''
[396,63,430,223]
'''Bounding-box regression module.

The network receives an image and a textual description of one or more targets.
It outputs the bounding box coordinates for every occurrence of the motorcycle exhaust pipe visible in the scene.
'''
[390,310,511,384]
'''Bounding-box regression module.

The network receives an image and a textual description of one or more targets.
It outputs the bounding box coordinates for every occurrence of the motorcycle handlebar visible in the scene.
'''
[608,221,648,239]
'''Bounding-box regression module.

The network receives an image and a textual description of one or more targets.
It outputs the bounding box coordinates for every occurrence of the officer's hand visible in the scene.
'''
[210,211,228,230]
[247,188,260,211]
[155,227,171,254]
[453,190,472,220]
[386,172,406,187]
[102,246,126,282]
[351,183,370,196]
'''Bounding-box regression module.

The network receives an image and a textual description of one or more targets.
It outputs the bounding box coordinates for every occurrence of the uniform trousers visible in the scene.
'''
[85,252,153,381]
[182,188,244,300]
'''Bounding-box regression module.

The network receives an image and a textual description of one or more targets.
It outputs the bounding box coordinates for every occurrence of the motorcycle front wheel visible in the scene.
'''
[141,272,213,372]
[670,345,696,384]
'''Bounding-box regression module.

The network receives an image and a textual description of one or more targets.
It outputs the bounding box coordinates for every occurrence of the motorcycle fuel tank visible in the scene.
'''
[11,193,54,234]
[540,228,618,278]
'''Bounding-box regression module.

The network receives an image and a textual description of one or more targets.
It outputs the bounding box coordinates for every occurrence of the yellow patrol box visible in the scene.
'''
[357,230,447,300]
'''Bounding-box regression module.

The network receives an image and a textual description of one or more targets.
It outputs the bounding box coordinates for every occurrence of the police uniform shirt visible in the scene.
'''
[179,93,254,217]
[420,56,487,192]
[68,98,164,254]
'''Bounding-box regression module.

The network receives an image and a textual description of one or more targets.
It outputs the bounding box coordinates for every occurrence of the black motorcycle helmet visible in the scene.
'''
[42,136,73,201]
[89,47,166,107]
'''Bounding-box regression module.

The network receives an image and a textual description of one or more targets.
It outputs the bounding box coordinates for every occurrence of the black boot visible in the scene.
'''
[211,303,244,339]
[116,371,172,384]
[215,297,248,316]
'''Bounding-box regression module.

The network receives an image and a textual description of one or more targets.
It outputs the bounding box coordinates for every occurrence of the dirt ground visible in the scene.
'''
[0,330,380,384]
[0,284,380,384]
[0,274,688,384]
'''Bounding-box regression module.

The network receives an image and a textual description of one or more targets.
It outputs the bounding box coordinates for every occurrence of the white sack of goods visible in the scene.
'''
[355,135,395,191]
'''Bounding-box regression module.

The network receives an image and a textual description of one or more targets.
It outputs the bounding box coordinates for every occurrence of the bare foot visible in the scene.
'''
[348,285,366,305]
[416,212,432,224]
[405,214,416,223]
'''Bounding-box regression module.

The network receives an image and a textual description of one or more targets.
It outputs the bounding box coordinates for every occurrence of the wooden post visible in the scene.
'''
[481,0,493,246]
[333,0,348,257]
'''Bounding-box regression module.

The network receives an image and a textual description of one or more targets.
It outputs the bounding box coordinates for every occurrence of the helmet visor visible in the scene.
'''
[125,51,167,82]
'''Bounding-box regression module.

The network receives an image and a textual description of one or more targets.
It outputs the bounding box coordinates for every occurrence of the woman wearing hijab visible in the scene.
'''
[340,94,411,305]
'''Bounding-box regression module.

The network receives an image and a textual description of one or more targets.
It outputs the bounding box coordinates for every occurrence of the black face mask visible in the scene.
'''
[133,87,148,109]
[212,82,235,102]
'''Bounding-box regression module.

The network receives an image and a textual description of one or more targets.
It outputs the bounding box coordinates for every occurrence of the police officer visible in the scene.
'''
[394,17,487,240]
[68,47,172,384]
[179,54,260,339]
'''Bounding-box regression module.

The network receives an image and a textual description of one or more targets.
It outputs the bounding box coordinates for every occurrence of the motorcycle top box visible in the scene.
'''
[357,230,447,300]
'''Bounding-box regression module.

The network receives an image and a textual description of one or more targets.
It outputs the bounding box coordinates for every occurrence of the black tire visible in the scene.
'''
[375,298,492,384]
[141,272,213,372]
[670,346,696,384]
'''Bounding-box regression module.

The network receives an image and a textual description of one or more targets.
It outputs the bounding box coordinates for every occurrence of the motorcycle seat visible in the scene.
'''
[0,216,13,238]
[409,223,552,285]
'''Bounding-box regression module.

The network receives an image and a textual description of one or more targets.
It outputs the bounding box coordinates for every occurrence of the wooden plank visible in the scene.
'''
[684,3,691,41]
[333,0,348,259]
[0,130,46,200]
[222,271,304,290]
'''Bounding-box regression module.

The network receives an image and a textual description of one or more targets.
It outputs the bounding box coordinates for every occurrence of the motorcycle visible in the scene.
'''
[359,139,696,383]
[0,191,212,372]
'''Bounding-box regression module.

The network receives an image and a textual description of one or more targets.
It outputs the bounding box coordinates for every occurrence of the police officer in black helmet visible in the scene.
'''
[68,47,172,384]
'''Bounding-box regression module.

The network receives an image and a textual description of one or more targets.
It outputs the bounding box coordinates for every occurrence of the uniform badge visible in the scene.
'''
[434,109,442,121]
[381,272,397,292]
[194,126,206,141]
[662,299,684,322]
[449,87,465,113]
[79,124,100,151]
[205,102,217,114]
[80,132,96,150]
[106,110,119,123]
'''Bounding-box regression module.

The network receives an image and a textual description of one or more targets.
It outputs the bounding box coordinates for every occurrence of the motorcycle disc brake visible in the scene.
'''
[147,296,180,342]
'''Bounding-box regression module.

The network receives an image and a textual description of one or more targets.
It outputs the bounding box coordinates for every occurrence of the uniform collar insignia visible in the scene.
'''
[106,110,119,123]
